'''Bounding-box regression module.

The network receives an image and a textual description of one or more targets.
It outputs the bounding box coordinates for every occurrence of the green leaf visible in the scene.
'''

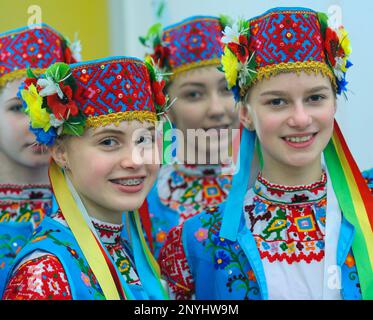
[46,62,71,82]
[219,14,234,28]
[317,12,329,37]
[62,120,85,136]
[145,61,156,81]
[26,67,37,79]
[139,36,148,46]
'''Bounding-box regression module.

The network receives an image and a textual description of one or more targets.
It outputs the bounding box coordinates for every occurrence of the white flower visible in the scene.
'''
[49,114,65,129]
[70,34,82,62]
[333,57,345,80]
[221,22,240,44]
[37,76,64,99]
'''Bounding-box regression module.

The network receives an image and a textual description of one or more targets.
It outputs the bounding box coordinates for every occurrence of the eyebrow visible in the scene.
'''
[92,125,155,137]
[5,97,21,104]
[179,82,205,89]
[260,86,330,97]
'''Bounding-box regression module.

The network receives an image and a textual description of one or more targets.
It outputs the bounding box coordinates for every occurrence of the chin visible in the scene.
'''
[285,155,319,168]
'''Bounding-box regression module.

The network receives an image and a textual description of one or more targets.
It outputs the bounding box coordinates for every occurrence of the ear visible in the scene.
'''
[239,103,255,131]
[50,138,70,170]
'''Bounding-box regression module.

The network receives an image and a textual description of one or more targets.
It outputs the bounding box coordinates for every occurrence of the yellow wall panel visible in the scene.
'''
[0,0,110,61]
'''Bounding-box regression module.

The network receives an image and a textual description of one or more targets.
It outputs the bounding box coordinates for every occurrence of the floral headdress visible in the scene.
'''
[140,15,233,80]
[21,56,169,146]
[220,7,352,101]
[0,24,80,88]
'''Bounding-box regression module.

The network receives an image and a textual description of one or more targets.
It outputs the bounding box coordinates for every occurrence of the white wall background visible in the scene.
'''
[108,0,372,171]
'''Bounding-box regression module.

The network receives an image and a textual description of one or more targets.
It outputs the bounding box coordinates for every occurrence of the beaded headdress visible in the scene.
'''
[20,56,168,146]
[221,7,352,101]
[140,15,233,80]
[0,24,79,87]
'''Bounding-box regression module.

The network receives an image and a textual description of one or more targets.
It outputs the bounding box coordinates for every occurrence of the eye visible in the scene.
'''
[136,135,154,146]
[307,94,325,103]
[268,98,286,107]
[219,85,233,96]
[8,103,23,113]
[99,137,119,147]
[183,90,203,101]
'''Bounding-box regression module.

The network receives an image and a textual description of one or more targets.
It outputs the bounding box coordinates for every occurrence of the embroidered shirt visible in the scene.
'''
[243,172,330,299]
[151,164,232,254]
[2,211,140,300]
[0,184,52,228]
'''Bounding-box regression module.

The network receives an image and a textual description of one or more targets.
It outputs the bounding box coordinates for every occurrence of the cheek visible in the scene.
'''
[253,113,282,142]
[146,163,159,183]
[172,103,206,129]
[70,152,114,187]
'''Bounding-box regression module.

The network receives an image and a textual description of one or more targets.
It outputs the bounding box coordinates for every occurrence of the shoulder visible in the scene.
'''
[3,253,71,300]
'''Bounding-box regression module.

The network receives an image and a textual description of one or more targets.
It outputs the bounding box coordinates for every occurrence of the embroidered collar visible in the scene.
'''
[173,164,224,177]
[52,210,123,246]
[157,164,232,221]
[0,184,52,202]
[91,217,123,246]
[253,172,327,205]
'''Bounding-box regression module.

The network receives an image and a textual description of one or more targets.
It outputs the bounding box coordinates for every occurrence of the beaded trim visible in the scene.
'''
[0,68,45,88]
[86,111,157,127]
[169,58,221,79]
[241,61,336,97]
[250,9,317,24]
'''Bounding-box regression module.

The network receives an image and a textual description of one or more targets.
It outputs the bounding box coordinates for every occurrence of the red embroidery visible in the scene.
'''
[3,255,72,300]
[158,225,194,300]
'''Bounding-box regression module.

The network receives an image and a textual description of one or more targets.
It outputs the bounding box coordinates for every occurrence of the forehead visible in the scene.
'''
[251,72,333,94]
[86,120,155,136]
[0,78,23,102]
[172,65,225,87]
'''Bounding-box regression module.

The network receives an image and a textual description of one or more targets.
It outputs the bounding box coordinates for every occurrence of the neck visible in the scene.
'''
[261,157,323,186]
[63,172,123,225]
[0,153,49,185]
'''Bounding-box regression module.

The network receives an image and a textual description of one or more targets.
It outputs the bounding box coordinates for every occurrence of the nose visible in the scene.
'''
[120,144,144,169]
[287,102,312,128]
[206,92,226,122]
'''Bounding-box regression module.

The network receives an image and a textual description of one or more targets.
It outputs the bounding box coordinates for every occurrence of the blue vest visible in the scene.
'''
[2,216,155,300]
[147,184,179,258]
[0,196,56,294]
[181,202,363,300]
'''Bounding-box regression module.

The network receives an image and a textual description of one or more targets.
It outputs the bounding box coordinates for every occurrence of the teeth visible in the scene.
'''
[285,135,313,143]
[114,178,144,186]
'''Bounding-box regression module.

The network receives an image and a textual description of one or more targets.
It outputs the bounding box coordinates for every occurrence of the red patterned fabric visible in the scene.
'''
[162,17,223,72]
[72,58,156,118]
[2,255,72,300]
[0,24,76,83]
[249,9,325,69]
[158,225,194,300]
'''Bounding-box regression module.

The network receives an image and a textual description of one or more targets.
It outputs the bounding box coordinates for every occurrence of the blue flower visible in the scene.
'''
[214,251,230,269]
[213,236,233,247]
[30,126,57,146]
[336,75,348,95]
[17,82,28,111]
[231,85,241,102]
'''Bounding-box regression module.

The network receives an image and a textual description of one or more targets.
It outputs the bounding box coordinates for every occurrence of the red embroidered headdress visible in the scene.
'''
[20,56,168,146]
[0,24,78,87]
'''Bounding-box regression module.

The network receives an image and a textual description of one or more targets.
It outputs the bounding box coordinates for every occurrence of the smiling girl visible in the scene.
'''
[140,16,239,257]
[159,7,373,300]
[2,56,168,300]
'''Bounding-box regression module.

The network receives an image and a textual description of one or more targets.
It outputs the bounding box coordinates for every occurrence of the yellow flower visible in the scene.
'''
[221,46,239,89]
[21,84,51,131]
[338,27,351,72]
